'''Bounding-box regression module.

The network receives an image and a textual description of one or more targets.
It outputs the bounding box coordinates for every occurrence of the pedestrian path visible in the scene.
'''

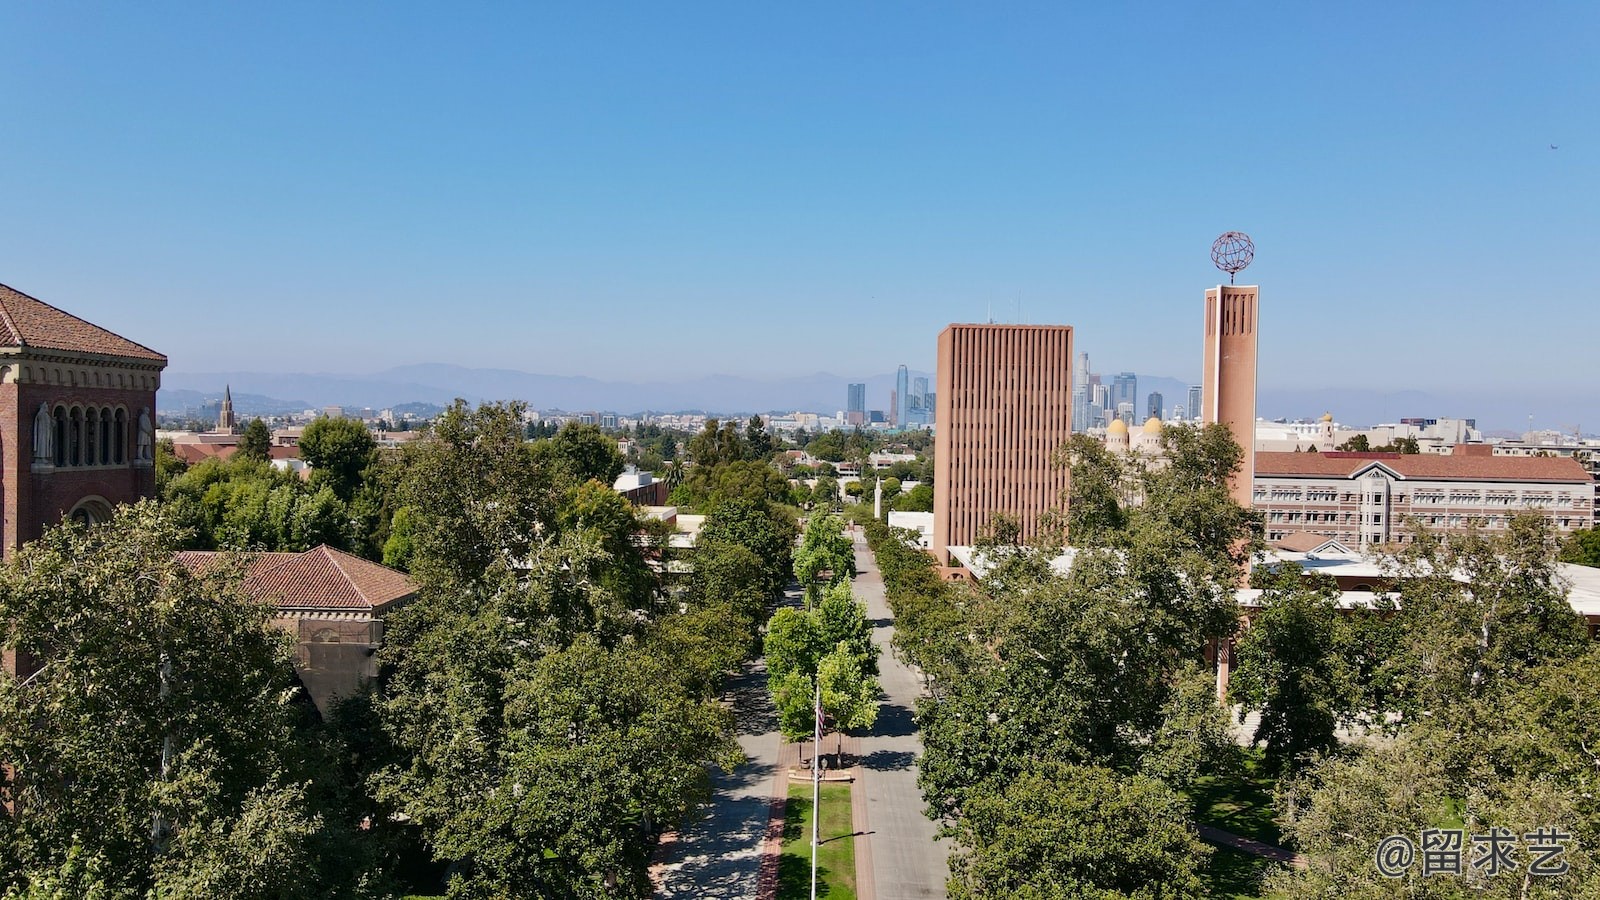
[1196,824,1307,868]
[654,586,803,899]
[849,531,947,900]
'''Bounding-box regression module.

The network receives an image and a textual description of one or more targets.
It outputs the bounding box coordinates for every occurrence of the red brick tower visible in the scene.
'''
[1201,284,1259,507]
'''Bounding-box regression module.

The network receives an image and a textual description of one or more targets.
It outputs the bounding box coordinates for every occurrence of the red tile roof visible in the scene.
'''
[171,443,300,465]
[177,546,415,611]
[1256,451,1591,483]
[0,282,167,363]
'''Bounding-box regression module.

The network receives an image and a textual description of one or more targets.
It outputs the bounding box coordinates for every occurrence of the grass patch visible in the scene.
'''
[778,781,857,900]
[1200,844,1278,899]
[1189,749,1283,846]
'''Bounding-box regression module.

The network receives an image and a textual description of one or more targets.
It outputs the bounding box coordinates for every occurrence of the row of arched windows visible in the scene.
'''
[54,405,128,468]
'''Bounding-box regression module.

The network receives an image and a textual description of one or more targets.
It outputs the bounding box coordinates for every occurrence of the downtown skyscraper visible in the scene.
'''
[896,364,909,429]
[847,382,866,425]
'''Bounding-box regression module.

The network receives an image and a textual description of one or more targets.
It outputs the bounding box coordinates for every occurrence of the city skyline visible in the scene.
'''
[1,4,1594,401]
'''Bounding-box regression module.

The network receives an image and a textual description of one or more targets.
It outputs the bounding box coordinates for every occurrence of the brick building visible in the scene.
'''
[179,545,416,714]
[0,283,166,552]
[1253,448,1594,547]
[932,323,1074,565]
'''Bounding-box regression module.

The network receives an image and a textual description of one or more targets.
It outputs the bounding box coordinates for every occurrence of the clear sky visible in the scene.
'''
[2,3,1595,398]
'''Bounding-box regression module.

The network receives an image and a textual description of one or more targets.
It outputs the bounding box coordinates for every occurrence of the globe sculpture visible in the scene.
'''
[1210,231,1254,283]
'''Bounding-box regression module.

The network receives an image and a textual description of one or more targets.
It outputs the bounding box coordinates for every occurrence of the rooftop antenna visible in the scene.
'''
[1211,231,1255,284]
[987,302,993,324]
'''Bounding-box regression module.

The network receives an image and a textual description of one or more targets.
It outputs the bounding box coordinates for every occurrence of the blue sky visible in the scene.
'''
[1,3,1595,405]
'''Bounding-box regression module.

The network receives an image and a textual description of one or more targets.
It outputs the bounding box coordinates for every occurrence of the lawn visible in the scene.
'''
[1188,749,1283,846]
[778,781,858,900]
[1201,844,1278,899]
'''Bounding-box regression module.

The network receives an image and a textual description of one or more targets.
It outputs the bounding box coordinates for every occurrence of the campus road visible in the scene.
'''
[851,531,948,899]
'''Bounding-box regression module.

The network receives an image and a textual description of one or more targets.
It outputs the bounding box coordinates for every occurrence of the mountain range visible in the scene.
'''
[157,364,1591,434]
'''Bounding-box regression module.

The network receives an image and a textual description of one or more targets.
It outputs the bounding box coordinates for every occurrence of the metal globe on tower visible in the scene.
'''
[1210,231,1255,284]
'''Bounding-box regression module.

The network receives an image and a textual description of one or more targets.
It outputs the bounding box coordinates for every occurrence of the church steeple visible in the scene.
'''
[218,385,237,433]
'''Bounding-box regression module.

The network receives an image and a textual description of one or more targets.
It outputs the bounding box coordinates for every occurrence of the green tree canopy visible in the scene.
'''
[298,416,376,500]
[0,503,378,898]
[235,418,272,463]
[946,762,1209,900]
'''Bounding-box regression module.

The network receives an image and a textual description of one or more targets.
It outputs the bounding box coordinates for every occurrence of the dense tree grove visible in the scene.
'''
[0,504,389,898]
[371,401,785,897]
[868,423,1255,898]
[2,400,799,899]
[1255,515,1600,897]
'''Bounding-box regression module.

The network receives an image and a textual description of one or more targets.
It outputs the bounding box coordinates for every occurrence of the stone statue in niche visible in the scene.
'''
[33,402,53,464]
[137,408,153,462]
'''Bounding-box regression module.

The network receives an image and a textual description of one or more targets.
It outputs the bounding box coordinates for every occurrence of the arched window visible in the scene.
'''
[115,408,127,464]
[54,406,67,467]
[311,628,341,643]
[69,407,83,466]
[84,408,98,466]
[100,407,112,463]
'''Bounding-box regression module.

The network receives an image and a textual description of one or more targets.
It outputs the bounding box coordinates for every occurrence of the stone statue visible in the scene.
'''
[137,408,153,462]
[33,403,53,463]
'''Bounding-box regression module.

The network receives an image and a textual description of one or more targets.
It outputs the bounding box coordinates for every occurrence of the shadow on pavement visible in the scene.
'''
[862,748,917,771]
[871,700,919,739]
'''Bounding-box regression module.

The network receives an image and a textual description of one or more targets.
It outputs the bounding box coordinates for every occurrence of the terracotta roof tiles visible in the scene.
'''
[0,282,167,363]
[176,546,415,611]
[1256,451,1591,483]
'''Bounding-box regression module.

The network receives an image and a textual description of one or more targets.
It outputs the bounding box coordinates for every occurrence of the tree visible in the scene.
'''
[235,418,272,464]
[1228,563,1351,770]
[892,482,934,513]
[792,512,856,602]
[946,762,1209,900]
[534,422,626,487]
[1338,433,1371,452]
[765,585,879,764]
[1560,526,1600,568]
[1058,433,1126,547]
[744,415,773,460]
[374,404,749,897]
[698,499,798,596]
[299,416,376,501]
[390,401,560,593]
[1376,515,1588,722]
[160,457,355,553]
[0,502,377,898]
[381,505,416,570]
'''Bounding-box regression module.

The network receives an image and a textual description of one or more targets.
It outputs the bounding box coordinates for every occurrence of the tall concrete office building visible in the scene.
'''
[933,323,1074,563]
[1147,391,1164,421]
[1201,284,1260,506]
[846,382,866,425]
[1111,372,1137,417]
[1071,352,1092,432]
[1187,385,1203,422]
[895,365,910,429]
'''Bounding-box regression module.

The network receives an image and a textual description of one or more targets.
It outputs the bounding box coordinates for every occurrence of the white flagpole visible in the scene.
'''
[811,674,821,900]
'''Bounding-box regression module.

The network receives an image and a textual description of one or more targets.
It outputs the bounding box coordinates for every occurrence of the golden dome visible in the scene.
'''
[1143,416,1164,432]
[1107,418,1128,434]
[1320,412,1334,422]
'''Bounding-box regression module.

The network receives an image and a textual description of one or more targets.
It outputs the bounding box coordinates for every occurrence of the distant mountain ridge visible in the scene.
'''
[157,364,1591,433]
[159,364,935,418]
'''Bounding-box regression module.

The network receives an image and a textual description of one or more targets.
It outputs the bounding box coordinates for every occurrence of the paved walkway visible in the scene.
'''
[1196,824,1307,868]
[850,531,947,900]
[654,587,801,899]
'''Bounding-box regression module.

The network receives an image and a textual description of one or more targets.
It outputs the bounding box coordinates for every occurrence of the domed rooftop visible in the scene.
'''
[1107,418,1128,434]
[1320,412,1334,422]
[1143,416,1164,432]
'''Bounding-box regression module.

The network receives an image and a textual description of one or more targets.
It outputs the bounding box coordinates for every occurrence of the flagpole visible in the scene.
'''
[811,674,821,900]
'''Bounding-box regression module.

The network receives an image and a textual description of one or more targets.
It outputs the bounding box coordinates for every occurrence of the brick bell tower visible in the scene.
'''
[0,281,167,553]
